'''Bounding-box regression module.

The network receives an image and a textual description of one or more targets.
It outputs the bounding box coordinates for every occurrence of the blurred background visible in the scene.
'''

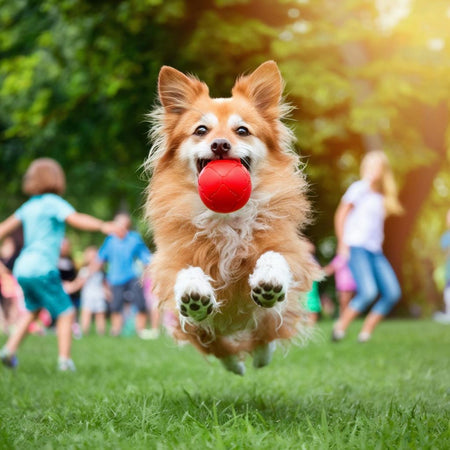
[0,0,449,315]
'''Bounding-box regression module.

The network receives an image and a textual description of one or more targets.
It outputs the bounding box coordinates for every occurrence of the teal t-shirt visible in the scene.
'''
[13,194,75,278]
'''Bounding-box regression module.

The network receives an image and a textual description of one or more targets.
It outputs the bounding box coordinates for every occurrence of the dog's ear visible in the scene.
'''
[232,61,283,116]
[158,66,209,114]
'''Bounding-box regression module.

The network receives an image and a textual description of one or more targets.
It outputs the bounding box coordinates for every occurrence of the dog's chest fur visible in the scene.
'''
[192,199,268,285]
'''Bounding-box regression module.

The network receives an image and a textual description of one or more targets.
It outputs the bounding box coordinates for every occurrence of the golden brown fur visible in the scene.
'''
[145,61,321,361]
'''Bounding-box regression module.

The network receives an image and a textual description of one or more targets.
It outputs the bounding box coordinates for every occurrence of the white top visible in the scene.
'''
[342,180,385,252]
[79,267,106,303]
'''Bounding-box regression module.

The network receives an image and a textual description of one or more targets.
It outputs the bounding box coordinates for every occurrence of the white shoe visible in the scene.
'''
[331,328,346,342]
[139,329,160,340]
[357,332,371,343]
[58,357,76,372]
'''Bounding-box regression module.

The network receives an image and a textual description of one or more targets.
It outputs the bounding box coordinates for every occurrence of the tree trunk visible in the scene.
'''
[384,103,448,290]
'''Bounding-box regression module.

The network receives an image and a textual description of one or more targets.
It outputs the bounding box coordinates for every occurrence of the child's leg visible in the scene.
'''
[110,284,125,335]
[80,308,92,335]
[110,313,123,335]
[359,311,384,335]
[150,304,161,330]
[95,312,106,335]
[130,279,149,333]
[4,310,39,353]
[335,248,378,334]
[135,312,147,333]
[56,310,75,359]
[0,300,6,334]
[338,291,353,316]
[444,283,450,315]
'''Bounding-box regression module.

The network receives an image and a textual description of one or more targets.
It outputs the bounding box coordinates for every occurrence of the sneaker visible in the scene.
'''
[331,328,346,342]
[357,332,371,343]
[138,329,160,340]
[58,357,76,372]
[0,347,18,369]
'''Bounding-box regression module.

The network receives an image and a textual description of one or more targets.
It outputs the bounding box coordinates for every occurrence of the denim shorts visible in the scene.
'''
[348,246,401,315]
[110,278,147,313]
[17,271,74,318]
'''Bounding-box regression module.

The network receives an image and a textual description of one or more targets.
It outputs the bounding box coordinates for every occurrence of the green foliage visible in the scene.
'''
[0,320,449,448]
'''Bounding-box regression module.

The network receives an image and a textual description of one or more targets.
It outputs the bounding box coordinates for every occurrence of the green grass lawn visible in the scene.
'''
[1,319,449,449]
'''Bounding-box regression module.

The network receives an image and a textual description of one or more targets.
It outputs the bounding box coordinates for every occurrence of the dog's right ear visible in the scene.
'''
[158,66,209,114]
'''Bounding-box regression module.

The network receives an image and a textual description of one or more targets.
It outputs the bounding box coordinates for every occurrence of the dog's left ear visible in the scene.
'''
[232,61,283,116]
[158,66,209,114]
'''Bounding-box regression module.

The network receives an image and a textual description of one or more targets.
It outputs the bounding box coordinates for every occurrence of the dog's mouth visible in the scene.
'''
[196,156,252,174]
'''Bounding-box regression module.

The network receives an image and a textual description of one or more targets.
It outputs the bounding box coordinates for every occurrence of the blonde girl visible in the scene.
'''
[332,151,403,342]
[0,158,124,370]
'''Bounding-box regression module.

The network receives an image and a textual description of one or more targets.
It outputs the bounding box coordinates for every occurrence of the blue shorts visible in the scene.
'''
[17,271,74,318]
[110,278,147,313]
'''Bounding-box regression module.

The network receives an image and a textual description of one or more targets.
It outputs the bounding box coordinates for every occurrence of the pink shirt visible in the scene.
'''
[331,254,357,292]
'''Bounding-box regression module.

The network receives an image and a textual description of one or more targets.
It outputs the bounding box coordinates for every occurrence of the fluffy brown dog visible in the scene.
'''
[145,61,321,374]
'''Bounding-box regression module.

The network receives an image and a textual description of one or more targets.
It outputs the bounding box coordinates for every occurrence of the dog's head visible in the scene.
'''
[149,61,294,183]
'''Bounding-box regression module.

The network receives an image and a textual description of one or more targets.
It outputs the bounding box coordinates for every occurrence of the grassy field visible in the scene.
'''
[0,319,449,449]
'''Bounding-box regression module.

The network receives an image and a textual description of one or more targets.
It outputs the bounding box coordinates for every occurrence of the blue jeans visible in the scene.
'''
[348,247,401,316]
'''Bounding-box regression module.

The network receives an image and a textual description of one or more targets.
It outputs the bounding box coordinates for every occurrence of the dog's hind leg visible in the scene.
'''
[174,267,218,324]
[249,251,292,308]
[220,355,246,375]
[252,341,276,368]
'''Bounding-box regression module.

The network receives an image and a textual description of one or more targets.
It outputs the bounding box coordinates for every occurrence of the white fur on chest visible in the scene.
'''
[191,198,270,284]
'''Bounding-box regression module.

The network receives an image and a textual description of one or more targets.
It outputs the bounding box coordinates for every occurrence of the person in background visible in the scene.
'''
[59,237,81,338]
[434,209,450,323]
[0,158,124,371]
[0,229,23,334]
[323,252,357,317]
[332,150,403,342]
[141,276,162,339]
[66,246,108,335]
[304,241,322,325]
[97,213,152,337]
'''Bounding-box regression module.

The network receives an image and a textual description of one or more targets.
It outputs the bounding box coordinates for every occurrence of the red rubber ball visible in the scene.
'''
[198,159,252,213]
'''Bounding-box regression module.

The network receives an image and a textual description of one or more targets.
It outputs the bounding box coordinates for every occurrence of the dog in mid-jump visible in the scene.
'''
[145,61,321,374]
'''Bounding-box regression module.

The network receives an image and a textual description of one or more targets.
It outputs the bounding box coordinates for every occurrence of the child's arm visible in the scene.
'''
[0,260,10,276]
[0,215,21,241]
[65,213,125,237]
[63,277,86,295]
[322,263,335,276]
[334,202,353,256]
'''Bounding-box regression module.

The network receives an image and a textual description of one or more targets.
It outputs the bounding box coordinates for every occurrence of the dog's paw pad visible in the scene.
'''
[251,282,286,308]
[179,292,214,321]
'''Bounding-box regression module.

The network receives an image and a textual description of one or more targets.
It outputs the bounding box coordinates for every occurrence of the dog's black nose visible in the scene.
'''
[211,139,231,157]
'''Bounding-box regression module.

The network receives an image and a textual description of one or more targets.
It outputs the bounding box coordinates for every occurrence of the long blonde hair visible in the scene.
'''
[360,150,403,216]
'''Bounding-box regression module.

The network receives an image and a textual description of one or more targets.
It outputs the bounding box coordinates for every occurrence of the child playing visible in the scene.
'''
[434,209,450,323]
[323,253,357,316]
[304,241,323,325]
[76,246,108,336]
[0,158,124,371]
[332,150,403,342]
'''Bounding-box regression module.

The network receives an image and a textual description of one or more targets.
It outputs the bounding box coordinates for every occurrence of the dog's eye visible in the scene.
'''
[236,126,250,137]
[194,125,208,136]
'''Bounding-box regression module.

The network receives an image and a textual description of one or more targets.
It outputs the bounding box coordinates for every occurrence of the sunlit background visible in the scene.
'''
[1,0,449,314]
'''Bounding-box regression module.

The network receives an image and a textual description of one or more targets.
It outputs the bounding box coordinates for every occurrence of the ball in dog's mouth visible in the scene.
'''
[197,159,252,213]
[196,156,252,175]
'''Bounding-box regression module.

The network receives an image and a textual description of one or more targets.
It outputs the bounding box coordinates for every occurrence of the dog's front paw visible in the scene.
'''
[251,282,285,308]
[249,251,292,308]
[174,267,217,323]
